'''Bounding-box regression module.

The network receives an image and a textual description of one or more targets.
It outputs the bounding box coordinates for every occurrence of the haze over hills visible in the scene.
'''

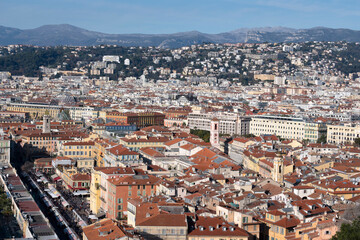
[1,24,360,48]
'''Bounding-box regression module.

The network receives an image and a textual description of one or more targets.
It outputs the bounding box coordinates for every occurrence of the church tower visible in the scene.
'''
[273,157,284,183]
[43,115,51,134]
[210,118,220,149]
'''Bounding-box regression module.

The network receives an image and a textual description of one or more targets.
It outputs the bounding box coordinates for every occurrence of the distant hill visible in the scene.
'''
[1,24,360,48]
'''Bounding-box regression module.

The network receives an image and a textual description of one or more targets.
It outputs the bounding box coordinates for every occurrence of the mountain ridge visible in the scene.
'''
[1,24,360,48]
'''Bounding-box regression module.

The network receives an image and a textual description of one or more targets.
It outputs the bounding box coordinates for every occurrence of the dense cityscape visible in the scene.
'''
[0,40,360,240]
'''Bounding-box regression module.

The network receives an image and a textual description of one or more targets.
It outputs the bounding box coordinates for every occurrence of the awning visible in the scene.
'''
[78,220,87,227]
[73,190,90,196]
[95,211,106,218]
[50,174,58,180]
[62,200,69,208]
[54,177,61,181]
[88,215,98,220]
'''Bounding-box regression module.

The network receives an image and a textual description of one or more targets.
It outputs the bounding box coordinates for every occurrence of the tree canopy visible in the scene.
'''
[332,218,360,240]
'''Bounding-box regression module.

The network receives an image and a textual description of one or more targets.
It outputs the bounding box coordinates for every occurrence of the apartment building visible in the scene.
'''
[250,115,326,142]
[106,111,165,128]
[6,102,95,121]
[119,136,169,151]
[57,167,91,191]
[327,124,360,145]
[188,112,251,136]
[89,167,135,215]
[7,102,63,119]
[62,141,95,159]
[103,145,140,167]
[107,174,159,220]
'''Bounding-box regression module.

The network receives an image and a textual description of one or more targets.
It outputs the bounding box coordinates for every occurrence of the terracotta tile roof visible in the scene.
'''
[137,213,187,227]
[231,137,251,144]
[120,136,169,143]
[71,173,91,181]
[165,138,183,146]
[108,145,139,156]
[108,174,159,186]
[275,215,300,228]
[64,141,95,146]
[188,216,248,237]
[82,218,126,240]
[93,167,135,175]
[140,147,165,157]
[181,143,198,151]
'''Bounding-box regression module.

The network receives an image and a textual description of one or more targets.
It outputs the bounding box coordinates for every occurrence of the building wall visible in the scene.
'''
[0,139,10,166]
[89,170,101,214]
[137,226,187,240]
[7,103,94,121]
[63,144,94,158]
[250,116,326,142]
[188,112,250,136]
[327,124,360,145]
[107,182,156,220]
[188,236,248,240]
[250,116,305,140]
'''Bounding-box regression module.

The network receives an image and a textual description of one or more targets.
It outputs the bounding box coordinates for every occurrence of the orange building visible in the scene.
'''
[106,174,159,220]
[106,111,165,128]
[164,109,191,118]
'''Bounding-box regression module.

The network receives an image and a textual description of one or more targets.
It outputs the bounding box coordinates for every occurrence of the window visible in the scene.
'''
[118,205,122,210]
[243,217,248,223]
[325,231,331,235]
[118,198,123,204]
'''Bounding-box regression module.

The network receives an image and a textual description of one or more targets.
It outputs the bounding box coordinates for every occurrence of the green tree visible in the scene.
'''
[332,218,360,240]
[241,134,256,138]
[0,186,12,217]
[354,138,360,147]
[190,129,210,142]
[317,135,327,144]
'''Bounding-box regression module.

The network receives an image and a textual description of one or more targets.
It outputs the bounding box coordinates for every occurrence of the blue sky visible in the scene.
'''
[1,0,359,33]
